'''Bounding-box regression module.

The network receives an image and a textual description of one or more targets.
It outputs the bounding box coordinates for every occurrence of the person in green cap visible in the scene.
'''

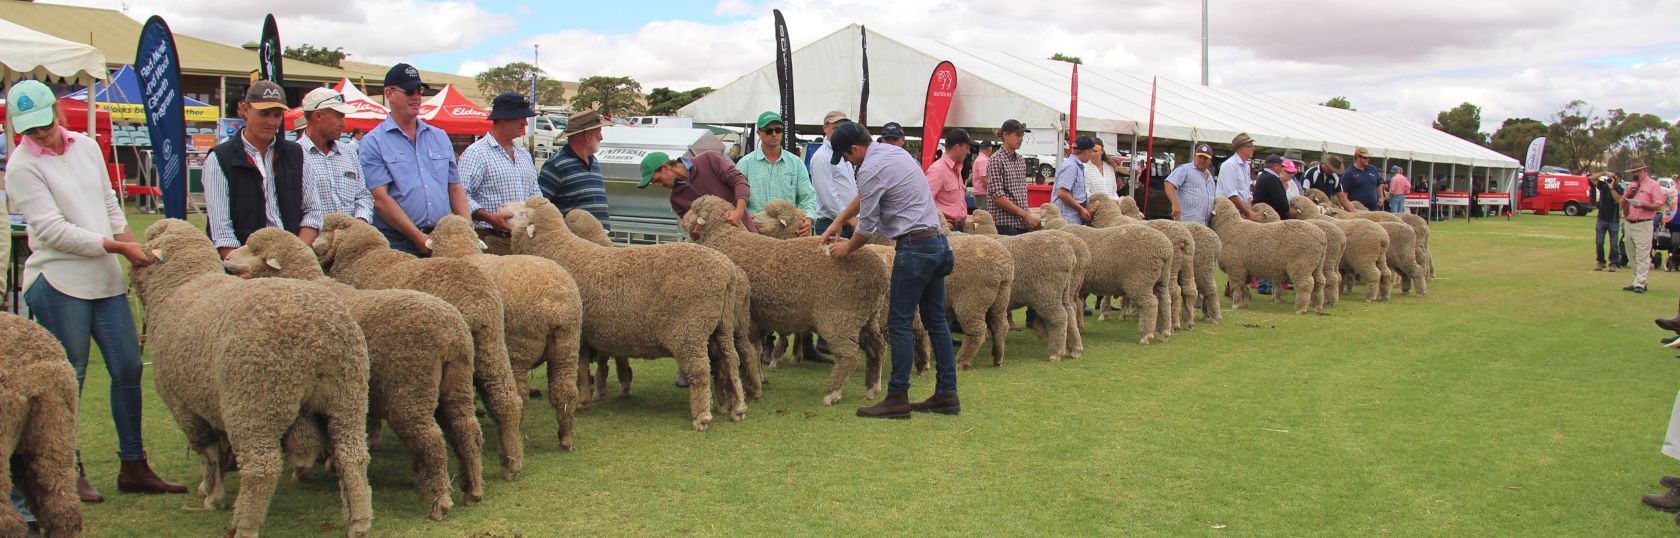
[737,111,816,235]
[640,149,758,234]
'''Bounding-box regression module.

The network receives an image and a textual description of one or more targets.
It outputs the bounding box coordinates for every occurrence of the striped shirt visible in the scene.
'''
[460,136,540,229]
[737,147,818,215]
[202,131,324,249]
[299,134,373,222]
[537,144,610,231]
[985,147,1030,229]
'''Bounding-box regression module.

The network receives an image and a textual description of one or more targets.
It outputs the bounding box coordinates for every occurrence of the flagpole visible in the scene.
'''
[1142,76,1158,217]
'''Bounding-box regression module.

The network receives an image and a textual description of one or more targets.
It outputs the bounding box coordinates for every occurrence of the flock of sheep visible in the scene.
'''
[0,189,1433,537]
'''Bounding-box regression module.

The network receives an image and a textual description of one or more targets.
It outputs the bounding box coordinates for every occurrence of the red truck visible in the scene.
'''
[1519,174,1595,216]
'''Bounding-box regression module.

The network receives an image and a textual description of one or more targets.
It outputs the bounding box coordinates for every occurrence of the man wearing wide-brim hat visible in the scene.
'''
[460,92,542,255]
[1620,159,1664,293]
[537,109,611,231]
[1303,153,1346,208]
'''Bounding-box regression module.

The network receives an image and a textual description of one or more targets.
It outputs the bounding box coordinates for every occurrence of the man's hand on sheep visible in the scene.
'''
[1078,207,1093,223]
[728,207,746,227]
[1025,214,1041,229]
[798,218,813,237]
[414,233,433,256]
[476,210,515,232]
[1171,204,1182,221]
[104,239,154,268]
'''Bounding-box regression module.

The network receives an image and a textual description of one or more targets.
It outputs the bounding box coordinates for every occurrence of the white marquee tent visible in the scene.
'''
[0,17,106,85]
[682,24,1518,174]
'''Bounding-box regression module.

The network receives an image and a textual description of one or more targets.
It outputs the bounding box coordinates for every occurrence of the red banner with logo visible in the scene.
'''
[920,61,957,171]
[1068,63,1078,149]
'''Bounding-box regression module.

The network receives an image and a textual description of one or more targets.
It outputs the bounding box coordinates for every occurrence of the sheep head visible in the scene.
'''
[682,195,739,242]
[1209,197,1242,230]
[427,215,485,258]
[752,199,807,239]
[965,210,998,235]
[509,195,580,255]
[1289,196,1322,218]
[1037,203,1068,230]
[130,218,226,308]
[1087,192,1130,228]
[314,215,399,270]
[1117,195,1144,218]
[1305,188,1331,205]
[223,228,326,280]
[1254,204,1281,223]
[564,209,613,247]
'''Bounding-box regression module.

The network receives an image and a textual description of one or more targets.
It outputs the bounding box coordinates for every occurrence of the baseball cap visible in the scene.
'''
[638,152,674,188]
[999,119,1030,134]
[757,111,783,130]
[823,110,849,125]
[6,80,57,132]
[1283,160,1299,173]
[301,87,358,115]
[244,80,288,110]
[828,121,868,165]
[383,63,429,91]
[1264,154,1284,165]
[944,128,972,147]
[880,122,905,140]
[1194,144,1214,159]
[1389,165,1403,173]
[1072,135,1095,151]
[487,92,536,121]
[1354,147,1371,158]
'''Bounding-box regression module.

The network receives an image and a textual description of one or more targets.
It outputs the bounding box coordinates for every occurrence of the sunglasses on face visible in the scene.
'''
[21,125,52,136]
[760,128,784,135]
[391,87,422,97]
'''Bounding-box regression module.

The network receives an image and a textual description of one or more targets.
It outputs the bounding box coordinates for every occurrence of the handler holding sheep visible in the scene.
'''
[820,121,962,419]
[361,63,469,256]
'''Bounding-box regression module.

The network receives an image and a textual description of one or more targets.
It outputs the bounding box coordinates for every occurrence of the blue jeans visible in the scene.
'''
[1389,196,1406,213]
[887,235,957,396]
[23,276,147,461]
[1596,220,1624,265]
[379,227,426,257]
[10,488,30,523]
[813,218,853,240]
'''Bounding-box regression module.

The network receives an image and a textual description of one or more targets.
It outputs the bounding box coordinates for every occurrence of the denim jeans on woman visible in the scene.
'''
[887,235,958,396]
[1596,220,1624,265]
[24,275,148,462]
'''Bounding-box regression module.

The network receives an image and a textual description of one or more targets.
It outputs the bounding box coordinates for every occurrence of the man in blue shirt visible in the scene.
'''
[1053,136,1095,225]
[359,63,468,256]
[1341,147,1384,211]
[1165,144,1218,225]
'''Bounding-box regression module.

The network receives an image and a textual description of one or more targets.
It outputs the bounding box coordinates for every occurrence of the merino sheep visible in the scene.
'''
[557,209,636,401]
[1394,212,1434,280]
[1114,196,1223,324]
[224,229,480,520]
[427,215,586,451]
[1208,198,1328,314]
[1036,206,1176,346]
[1093,194,1196,330]
[964,210,1082,359]
[511,197,746,430]
[0,313,81,538]
[869,234,1016,371]
[314,214,526,478]
[749,200,821,366]
[1375,221,1427,297]
[133,219,372,538]
[565,209,613,247]
[683,195,886,405]
[1290,196,1391,303]
[1254,204,1347,307]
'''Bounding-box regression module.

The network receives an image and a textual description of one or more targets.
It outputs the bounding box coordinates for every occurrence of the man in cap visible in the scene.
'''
[1218,133,1258,221]
[299,87,372,225]
[360,63,467,256]
[202,80,324,258]
[1253,154,1295,219]
[538,110,611,231]
[1164,144,1218,225]
[810,110,860,238]
[926,128,974,226]
[1053,136,1096,225]
[1623,160,1664,293]
[739,111,817,233]
[972,141,994,212]
[1342,148,1384,211]
[460,92,541,255]
[1387,165,1412,213]
[640,150,756,233]
[987,119,1039,234]
[1303,154,1346,208]
[818,121,961,419]
[879,122,907,148]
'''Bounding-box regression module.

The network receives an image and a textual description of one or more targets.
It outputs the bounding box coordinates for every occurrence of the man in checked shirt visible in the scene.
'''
[299,88,374,223]
[460,92,542,255]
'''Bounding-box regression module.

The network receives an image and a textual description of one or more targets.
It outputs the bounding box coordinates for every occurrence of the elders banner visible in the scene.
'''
[136,16,188,219]
[919,61,957,171]
[773,10,794,140]
[258,14,283,83]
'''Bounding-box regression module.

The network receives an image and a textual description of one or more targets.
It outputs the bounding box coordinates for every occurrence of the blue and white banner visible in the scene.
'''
[136,16,187,219]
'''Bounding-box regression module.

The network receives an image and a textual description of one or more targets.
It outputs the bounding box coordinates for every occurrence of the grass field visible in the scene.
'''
[41,211,1680,536]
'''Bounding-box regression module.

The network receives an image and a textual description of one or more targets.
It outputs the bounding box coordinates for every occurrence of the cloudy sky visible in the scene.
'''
[42,0,1680,134]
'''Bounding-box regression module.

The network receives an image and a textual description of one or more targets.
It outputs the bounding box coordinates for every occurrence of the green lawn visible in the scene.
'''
[49,210,1680,536]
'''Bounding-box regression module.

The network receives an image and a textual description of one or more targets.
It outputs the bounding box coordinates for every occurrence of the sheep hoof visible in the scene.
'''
[731,409,746,422]
[957,363,970,371]
[463,489,483,507]
[1096,314,1108,322]
[693,413,713,431]
[1048,356,1061,362]
[503,470,520,482]
[428,498,452,521]
[1139,336,1154,346]
[863,386,880,401]
[822,391,843,406]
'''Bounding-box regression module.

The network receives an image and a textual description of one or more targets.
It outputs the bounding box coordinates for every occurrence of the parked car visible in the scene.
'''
[1518,173,1594,216]
[515,114,569,157]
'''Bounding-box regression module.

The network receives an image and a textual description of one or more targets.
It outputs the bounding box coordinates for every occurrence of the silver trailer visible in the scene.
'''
[596,126,727,244]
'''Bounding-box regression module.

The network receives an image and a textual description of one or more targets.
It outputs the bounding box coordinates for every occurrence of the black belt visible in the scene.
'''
[477,228,511,239]
[894,230,940,242]
[1629,219,1651,224]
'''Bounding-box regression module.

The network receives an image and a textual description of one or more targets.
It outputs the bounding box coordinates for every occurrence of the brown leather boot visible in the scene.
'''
[1663,476,1680,489]
[856,392,911,419]
[1658,315,1680,333]
[907,393,962,415]
[116,458,188,494]
[1644,488,1680,512]
[76,462,103,503]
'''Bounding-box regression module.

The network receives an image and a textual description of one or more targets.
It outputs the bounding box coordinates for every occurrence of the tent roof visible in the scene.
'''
[62,65,210,107]
[419,84,491,136]
[0,17,106,84]
[0,1,350,81]
[681,24,1518,169]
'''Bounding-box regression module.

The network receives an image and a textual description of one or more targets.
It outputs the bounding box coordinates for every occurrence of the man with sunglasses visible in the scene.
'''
[359,63,469,256]
[739,111,816,235]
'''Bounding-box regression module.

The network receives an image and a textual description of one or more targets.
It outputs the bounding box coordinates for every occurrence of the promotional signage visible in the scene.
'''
[919,61,957,171]
[857,25,869,129]
[135,16,187,219]
[1404,193,1432,208]
[1067,63,1078,149]
[258,14,282,83]
[1436,192,1471,206]
[1477,192,1511,206]
[1524,137,1547,174]
[772,9,794,137]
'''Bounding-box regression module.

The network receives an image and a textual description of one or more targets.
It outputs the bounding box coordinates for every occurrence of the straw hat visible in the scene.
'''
[1323,154,1346,174]
[564,110,605,137]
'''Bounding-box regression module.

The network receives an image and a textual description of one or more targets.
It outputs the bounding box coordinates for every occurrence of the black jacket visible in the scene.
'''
[210,133,305,245]
[1253,170,1291,219]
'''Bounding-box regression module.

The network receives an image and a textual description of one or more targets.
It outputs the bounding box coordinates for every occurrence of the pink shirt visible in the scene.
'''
[19,127,77,157]
[1628,176,1664,221]
[926,155,968,224]
[972,151,990,196]
[1388,173,1411,197]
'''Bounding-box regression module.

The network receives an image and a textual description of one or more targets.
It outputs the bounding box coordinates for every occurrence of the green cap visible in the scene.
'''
[756,111,783,130]
[6,80,57,132]
[638,152,673,188]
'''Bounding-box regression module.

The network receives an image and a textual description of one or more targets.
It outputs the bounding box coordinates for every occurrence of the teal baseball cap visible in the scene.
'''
[638,152,673,188]
[756,111,783,131]
[7,80,57,132]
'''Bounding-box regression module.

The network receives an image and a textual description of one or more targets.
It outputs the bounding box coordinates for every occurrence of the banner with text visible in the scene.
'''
[258,14,282,83]
[136,16,187,219]
[773,9,794,141]
[919,61,957,171]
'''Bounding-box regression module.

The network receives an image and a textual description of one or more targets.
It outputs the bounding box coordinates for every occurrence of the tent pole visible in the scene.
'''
[1129,132,1138,198]
[1451,163,1459,221]
[87,34,97,142]
[1429,162,1436,221]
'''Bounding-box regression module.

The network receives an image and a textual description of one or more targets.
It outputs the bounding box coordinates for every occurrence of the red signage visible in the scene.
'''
[1436,192,1471,206]
[1068,63,1078,149]
[920,61,957,171]
[1477,192,1510,206]
[1403,192,1431,208]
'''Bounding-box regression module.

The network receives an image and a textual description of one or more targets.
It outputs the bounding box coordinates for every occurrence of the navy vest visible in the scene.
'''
[210,134,304,245]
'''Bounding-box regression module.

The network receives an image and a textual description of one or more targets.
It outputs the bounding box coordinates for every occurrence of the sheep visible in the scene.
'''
[1305,188,1332,205]
[1375,221,1427,297]
[1035,206,1176,346]
[223,228,480,520]
[132,219,372,538]
[1112,196,1223,324]
[1394,212,1435,281]
[1290,196,1391,303]
[1093,194,1196,330]
[682,195,886,405]
[565,208,613,247]
[0,313,81,538]
[314,214,526,478]
[868,234,1016,371]
[749,200,821,366]
[426,215,586,451]
[510,197,746,430]
[1254,204,1347,307]
[963,210,1082,359]
[1207,198,1328,314]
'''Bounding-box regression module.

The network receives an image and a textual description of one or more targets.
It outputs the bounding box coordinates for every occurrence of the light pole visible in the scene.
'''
[1201,0,1209,86]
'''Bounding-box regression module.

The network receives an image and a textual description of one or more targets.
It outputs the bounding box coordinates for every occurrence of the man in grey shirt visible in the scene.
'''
[810,110,859,238]
[820,121,960,420]
[1165,143,1218,226]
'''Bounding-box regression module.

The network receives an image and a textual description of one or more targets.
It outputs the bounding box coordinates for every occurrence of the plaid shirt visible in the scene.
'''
[299,135,373,222]
[986,147,1030,229]
[737,147,818,215]
[460,136,540,229]
[538,144,610,231]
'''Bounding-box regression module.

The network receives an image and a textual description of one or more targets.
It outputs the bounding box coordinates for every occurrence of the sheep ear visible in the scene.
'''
[525,225,535,238]
[265,258,283,270]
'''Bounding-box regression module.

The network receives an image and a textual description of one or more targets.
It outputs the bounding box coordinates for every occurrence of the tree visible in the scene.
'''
[1489,117,1551,164]
[1596,108,1671,172]
[570,76,646,117]
[1433,102,1487,146]
[645,86,714,116]
[474,62,567,106]
[1049,53,1083,64]
[1547,100,1606,174]
[283,44,348,69]
[1319,96,1355,111]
